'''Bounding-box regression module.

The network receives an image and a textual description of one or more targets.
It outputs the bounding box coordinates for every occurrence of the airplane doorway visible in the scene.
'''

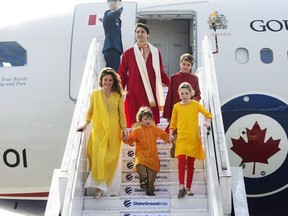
[137,13,196,76]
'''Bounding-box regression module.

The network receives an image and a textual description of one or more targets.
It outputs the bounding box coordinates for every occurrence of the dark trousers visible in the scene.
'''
[136,164,157,191]
[103,48,121,72]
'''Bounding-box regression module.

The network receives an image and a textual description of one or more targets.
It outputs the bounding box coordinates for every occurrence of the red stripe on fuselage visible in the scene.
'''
[0,192,49,198]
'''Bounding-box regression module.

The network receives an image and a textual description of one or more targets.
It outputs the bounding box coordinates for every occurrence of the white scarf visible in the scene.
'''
[133,42,165,108]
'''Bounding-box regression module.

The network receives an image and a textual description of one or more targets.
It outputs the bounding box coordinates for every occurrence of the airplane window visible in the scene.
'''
[260,48,273,64]
[235,48,249,64]
[0,42,27,67]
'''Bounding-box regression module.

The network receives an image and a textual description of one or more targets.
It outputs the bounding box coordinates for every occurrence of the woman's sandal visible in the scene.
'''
[93,188,102,199]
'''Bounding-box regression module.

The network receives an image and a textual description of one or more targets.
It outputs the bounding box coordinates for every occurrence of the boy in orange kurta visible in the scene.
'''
[122,106,173,196]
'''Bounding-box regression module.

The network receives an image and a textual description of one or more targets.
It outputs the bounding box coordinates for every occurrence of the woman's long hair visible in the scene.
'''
[99,67,124,97]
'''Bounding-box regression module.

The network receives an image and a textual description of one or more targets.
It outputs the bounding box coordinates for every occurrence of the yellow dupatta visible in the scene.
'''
[89,90,110,184]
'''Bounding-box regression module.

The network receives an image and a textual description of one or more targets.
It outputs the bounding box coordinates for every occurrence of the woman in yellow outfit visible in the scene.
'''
[77,67,128,198]
[169,82,212,199]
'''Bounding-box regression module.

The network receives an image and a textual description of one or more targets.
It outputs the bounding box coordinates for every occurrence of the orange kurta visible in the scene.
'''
[123,125,169,172]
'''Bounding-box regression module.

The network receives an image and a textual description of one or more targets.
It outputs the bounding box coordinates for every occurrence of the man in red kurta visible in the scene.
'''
[118,23,170,127]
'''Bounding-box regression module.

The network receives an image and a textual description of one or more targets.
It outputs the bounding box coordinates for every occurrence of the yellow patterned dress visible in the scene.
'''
[86,89,126,187]
[170,100,212,159]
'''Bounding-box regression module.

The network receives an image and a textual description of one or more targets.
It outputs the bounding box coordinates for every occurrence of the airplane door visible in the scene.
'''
[69,2,137,101]
[168,32,189,75]
[150,32,169,74]
[150,32,189,76]
[147,20,190,77]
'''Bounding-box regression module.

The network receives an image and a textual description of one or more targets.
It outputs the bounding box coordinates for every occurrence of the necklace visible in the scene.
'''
[137,43,150,62]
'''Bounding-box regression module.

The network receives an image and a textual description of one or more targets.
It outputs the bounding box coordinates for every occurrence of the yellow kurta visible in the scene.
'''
[170,100,212,159]
[86,89,126,186]
[123,125,169,172]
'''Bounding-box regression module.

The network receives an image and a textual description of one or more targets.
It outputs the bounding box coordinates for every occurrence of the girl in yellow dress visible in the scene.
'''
[169,82,212,198]
[77,67,128,198]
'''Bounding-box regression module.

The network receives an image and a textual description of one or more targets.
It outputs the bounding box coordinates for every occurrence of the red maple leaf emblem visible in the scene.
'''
[230,121,281,175]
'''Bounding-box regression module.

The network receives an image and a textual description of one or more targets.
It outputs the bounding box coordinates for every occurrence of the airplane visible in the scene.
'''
[0,0,287,215]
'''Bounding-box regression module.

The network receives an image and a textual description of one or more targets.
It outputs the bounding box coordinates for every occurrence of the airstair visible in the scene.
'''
[44,36,249,216]
[82,142,210,216]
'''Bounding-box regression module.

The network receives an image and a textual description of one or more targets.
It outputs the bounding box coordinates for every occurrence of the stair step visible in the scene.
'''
[122,157,204,171]
[121,169,205,183]
[83,195,208,211]
[122,145,172,159]
[86,181,207,197]
[120,181,207,196]
[82,209,209,216]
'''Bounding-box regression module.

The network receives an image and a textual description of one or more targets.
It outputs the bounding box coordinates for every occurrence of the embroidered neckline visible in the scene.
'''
[102,90,113,112]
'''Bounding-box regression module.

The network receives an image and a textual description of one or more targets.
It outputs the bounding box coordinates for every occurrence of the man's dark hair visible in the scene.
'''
[134,23,150,34]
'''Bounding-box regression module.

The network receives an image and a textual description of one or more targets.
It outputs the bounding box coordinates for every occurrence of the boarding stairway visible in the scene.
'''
[44,37,249,216]
[83,136,210,216]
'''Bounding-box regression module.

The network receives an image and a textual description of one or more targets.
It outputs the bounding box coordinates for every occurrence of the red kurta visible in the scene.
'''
[118,47,170,127]
[163,71,201,120]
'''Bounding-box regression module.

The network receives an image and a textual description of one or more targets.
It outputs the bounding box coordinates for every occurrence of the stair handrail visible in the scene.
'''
[198,35,232,215]
[200,35,249,215]
[201,36,231,174]
[61,37,104,216]
[45,38,104,216]
[200,117,225,216]
[198,65,224,214]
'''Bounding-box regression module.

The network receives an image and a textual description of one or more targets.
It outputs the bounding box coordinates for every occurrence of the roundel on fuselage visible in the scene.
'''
[222,94,288,196]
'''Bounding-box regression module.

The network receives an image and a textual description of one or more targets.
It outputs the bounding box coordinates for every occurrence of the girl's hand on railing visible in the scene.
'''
[204,119,211,135]
[204,118,211,129]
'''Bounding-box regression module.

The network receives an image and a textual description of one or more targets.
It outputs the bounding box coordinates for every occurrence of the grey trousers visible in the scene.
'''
[136,164,157,191]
